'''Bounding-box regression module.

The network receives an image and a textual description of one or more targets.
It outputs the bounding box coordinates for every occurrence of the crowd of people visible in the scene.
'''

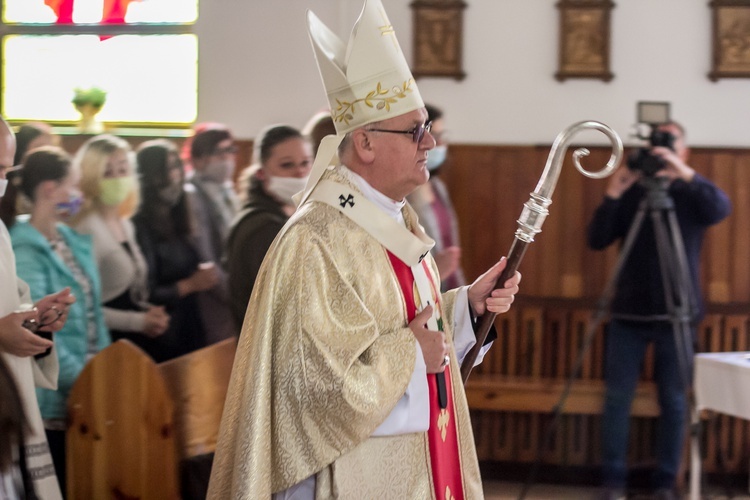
[0,1,731,499]
[0,113,334,498]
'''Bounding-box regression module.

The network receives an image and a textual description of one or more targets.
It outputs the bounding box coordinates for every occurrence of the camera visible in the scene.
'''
[627,101,675,176]
[627,129,677,176]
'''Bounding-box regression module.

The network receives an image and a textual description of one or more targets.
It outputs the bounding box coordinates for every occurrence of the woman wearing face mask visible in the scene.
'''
[225,125,312,326]
[132,139,219,362]
[72,135,170,360]
[406,103,466,291]
[6,147,110,494]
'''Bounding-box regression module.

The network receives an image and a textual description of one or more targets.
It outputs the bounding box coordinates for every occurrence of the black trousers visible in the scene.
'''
[44,429,66,498]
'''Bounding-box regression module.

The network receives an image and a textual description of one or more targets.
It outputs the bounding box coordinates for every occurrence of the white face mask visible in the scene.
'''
[266,176,309,206]
[426,144,448,171]
[0,178,7,198]
[202,159,234,183]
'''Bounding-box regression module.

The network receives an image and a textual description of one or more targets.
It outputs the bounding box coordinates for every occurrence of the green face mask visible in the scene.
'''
[99,177,133,207]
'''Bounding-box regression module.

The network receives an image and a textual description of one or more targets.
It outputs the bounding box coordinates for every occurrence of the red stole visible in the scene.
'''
[387,251,464,500]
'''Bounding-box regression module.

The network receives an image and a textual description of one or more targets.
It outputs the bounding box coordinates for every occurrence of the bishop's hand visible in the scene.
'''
[467,257,521,316]
[409,305,449,374]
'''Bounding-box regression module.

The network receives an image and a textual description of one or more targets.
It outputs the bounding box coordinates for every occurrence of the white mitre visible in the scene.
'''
[295,0,424,206]
[308,0,423,133]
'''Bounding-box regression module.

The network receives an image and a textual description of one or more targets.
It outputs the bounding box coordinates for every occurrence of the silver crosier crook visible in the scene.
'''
[460,120,624,383]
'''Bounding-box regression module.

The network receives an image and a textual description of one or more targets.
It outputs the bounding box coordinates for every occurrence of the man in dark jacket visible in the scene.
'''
[587,121,731,500]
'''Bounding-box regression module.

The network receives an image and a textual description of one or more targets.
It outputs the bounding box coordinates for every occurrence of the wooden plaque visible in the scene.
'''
[411,0,467,80]
[555,0,615,82]
[709,0,750,81]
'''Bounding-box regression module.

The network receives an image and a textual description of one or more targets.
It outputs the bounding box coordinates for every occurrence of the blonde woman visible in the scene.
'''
[72,135,169,359]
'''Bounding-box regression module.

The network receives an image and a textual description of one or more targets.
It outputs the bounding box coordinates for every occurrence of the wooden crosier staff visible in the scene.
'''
[460,121,624,383]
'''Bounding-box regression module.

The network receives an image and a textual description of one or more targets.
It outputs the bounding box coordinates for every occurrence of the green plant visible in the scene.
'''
[72,87,107,108]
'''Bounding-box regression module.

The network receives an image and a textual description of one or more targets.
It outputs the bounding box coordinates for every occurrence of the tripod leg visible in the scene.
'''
[649,202,701,494]
[689,411,702,500]
[649,210,693,392]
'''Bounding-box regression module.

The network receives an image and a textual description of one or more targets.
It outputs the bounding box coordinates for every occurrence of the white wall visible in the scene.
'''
[196,1,750,147]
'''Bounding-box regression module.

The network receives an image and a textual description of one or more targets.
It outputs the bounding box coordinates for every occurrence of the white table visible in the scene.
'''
[691,351,750,500]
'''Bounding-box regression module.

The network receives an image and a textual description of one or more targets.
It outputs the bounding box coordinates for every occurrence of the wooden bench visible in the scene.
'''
[66,338,237,499]
[465,375,659,417]
[466,302,750,476]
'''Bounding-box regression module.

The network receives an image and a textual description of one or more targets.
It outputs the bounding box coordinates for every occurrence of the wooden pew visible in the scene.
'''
[159,338,237,499]
[66,338,237,499]
[67,340,179,500]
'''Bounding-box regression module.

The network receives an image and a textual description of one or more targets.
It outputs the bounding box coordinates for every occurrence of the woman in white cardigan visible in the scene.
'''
[72,135,170,356]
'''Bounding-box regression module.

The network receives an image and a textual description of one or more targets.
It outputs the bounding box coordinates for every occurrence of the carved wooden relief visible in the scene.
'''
[411,0,467,80]
[709,0,750,81]
[555,0,614,82]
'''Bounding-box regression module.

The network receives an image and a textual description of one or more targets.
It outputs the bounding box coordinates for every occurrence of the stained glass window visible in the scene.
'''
[3,0,198,25]
[1,0,198,126]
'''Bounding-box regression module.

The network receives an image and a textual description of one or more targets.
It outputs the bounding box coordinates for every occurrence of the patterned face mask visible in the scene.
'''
[56,191,84,218]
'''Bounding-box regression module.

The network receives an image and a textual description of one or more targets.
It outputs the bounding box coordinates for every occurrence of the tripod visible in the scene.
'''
[519,175,699,500]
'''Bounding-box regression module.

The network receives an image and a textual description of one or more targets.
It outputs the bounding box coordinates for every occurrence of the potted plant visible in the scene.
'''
[72,87,107,133]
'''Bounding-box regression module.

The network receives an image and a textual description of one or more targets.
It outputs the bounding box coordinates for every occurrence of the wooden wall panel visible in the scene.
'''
[443,144,747,306]
[731,155,750,302]
[705,152,737,303]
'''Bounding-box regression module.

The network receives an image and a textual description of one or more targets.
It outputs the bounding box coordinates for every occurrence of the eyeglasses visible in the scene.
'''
[211,145,238,156]
[21,305,64,334]
[367,121,432,144]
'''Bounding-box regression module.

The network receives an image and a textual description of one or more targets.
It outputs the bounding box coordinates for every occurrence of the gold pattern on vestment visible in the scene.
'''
[437,408,450,442]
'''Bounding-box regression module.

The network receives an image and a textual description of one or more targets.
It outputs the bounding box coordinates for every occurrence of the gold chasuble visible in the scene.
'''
[207,166,484,499]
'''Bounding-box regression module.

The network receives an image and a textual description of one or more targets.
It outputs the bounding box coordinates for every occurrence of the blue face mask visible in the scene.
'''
[56,192,83,218]
[426,145,447,171]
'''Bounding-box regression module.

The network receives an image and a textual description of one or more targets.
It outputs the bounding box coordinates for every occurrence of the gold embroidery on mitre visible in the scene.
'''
[445,485,456,500]
[333,80,414,125]
[379,24,395,36]
[378,4,398,47]
[437,408,450,442]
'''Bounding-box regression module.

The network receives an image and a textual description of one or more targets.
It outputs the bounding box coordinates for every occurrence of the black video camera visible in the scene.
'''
[627,101,675,176]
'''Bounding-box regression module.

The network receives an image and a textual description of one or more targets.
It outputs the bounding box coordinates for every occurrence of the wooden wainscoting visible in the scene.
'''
[442,144,749,303]
[464,300,750,475]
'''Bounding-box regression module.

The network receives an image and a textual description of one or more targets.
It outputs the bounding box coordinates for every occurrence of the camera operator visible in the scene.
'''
[587,121,731,500]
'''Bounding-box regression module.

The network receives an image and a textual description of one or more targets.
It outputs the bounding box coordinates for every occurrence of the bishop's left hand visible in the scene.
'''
[467,257,521,316]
